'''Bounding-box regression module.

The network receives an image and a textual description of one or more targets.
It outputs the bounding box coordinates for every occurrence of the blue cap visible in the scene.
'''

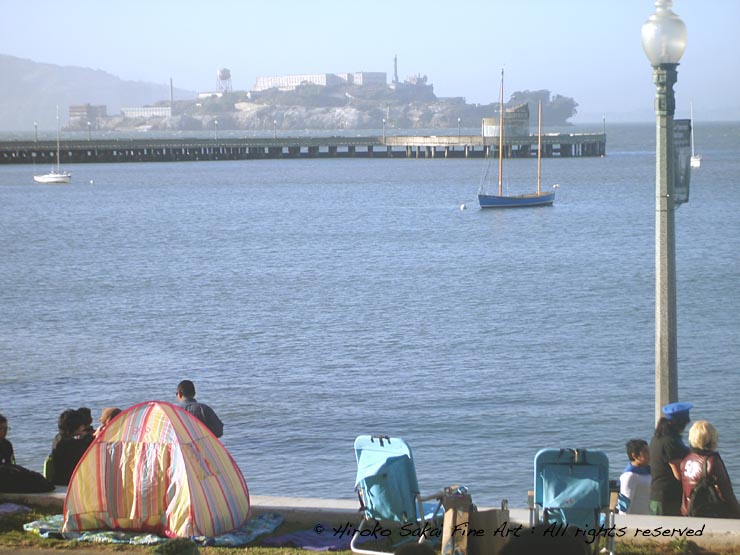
[662,401,693,420]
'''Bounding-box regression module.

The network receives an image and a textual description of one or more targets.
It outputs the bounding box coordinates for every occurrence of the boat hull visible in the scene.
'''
[33,172,71,184]
[478,191,555,208]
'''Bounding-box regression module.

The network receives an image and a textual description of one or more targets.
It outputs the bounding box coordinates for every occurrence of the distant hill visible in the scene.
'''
[0,54,195,132]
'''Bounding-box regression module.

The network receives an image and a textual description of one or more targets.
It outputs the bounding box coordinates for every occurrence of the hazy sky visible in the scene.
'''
[1,0,738,123]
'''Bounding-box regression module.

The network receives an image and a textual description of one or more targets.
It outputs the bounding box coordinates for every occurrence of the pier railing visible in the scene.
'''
[0,133,605,165]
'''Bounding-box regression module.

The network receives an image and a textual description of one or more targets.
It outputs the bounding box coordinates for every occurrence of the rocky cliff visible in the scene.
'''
[90,84,578,133]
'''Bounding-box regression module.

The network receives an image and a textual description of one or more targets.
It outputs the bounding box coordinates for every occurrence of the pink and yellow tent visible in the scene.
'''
[63,401,250,538]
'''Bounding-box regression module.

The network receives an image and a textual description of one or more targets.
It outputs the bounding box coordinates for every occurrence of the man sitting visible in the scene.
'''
[176,380,224,438]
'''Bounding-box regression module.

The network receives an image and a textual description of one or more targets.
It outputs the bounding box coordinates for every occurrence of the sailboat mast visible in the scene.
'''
[690,101,696,157]
[498,69,504,197]
[55,105,61,171]
[537,101,542,195]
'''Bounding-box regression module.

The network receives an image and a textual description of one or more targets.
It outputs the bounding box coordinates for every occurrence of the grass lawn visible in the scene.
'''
[3,505,740,555]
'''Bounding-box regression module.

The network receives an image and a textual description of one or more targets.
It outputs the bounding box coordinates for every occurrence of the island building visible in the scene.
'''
[481,104,530,138]
[253,71,387,92]
[68,104,107,129]
[120,106,172,118]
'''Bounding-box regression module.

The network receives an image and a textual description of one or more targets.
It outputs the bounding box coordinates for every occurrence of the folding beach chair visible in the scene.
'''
[351,435,444,555]
[531,448,615,555]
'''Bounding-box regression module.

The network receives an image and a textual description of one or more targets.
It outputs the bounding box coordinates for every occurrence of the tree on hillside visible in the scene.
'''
[507,89,578,125]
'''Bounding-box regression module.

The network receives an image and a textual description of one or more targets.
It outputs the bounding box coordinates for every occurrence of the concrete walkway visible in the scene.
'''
[3,491,740,549]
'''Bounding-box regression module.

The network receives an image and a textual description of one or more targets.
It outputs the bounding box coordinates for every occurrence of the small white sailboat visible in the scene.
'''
[690,102,701,169]
[34,107,72,184]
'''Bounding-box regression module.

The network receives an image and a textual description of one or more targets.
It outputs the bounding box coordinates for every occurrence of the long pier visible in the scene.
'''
[0,133,605,165]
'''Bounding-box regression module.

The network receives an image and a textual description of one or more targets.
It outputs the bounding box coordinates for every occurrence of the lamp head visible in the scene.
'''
[642,0,687,66]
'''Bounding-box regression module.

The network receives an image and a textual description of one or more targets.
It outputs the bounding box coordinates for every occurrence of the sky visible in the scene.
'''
[1,0,738,123]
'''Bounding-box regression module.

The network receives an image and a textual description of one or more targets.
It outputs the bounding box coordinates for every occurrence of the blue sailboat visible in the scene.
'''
[478,70,555,208]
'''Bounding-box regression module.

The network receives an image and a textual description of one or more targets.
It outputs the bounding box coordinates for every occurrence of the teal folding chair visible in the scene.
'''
[351,435,444,555]
[531,448,615,555]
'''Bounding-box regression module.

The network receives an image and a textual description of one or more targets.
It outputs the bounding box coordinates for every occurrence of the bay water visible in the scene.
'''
[0,122,738,508]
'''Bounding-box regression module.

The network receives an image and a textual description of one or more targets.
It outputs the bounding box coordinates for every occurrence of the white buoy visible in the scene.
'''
[460,203,467,210]
[89,179,94,184]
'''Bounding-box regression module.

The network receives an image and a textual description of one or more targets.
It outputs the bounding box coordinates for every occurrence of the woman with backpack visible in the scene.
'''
[680,420,740,518]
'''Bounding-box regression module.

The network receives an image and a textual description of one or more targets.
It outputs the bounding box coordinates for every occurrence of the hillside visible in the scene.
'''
[0,54,195,132]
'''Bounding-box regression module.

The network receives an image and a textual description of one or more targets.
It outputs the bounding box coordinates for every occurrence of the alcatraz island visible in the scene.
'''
[63,58,579,133]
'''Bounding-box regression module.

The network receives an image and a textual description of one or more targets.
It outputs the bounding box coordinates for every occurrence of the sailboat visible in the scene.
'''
[33,107,72,184]
[690,102,701,169]
[478,70,555,208]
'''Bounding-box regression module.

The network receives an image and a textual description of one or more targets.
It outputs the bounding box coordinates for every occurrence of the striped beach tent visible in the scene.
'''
[63,401,250,538]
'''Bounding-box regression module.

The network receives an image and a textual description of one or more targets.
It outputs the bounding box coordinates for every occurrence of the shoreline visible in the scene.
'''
[3,491,740,549]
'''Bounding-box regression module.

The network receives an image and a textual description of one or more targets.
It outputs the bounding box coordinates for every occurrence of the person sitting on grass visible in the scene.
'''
[176,380,223,438]
[49,409,93,486]
[0,414,14,465]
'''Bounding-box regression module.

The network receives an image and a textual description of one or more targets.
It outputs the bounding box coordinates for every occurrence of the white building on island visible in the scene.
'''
[253,72,386,92]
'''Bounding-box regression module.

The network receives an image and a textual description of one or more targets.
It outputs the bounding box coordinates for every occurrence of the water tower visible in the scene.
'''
[216,68,232,93]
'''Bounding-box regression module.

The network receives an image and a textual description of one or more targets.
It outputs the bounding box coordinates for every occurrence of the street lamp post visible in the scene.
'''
[214,119,219,140]
[34,122,38,142]
[641,0,687,424]
[87,121,91,141]
[273,119,277,139]
[382,118,386,142]
[457,117,461,138]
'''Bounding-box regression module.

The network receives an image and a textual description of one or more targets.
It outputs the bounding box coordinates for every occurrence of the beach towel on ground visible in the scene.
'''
[24,512,283,547]
[0,502,32,516]
[196,511,284,547]
[263,523,375,551]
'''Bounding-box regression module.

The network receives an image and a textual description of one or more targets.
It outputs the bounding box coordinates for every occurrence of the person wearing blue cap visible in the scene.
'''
[649,401,693,516]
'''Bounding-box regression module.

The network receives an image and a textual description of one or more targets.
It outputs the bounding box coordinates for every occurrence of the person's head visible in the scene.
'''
[655,401,692,437]
[98,407,121,427]
[77,407,93,427]
[688,420,719,452]
[626,438,649,466]
[177,380,196,400]
[0,414,8,440]
[655,415,690,437]
[58,409,84,437]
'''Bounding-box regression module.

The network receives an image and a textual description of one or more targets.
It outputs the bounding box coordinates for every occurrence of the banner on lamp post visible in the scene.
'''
[673,118,691,206]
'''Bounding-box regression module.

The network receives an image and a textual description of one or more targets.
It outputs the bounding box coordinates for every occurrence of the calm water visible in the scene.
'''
[0,123,738,508]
